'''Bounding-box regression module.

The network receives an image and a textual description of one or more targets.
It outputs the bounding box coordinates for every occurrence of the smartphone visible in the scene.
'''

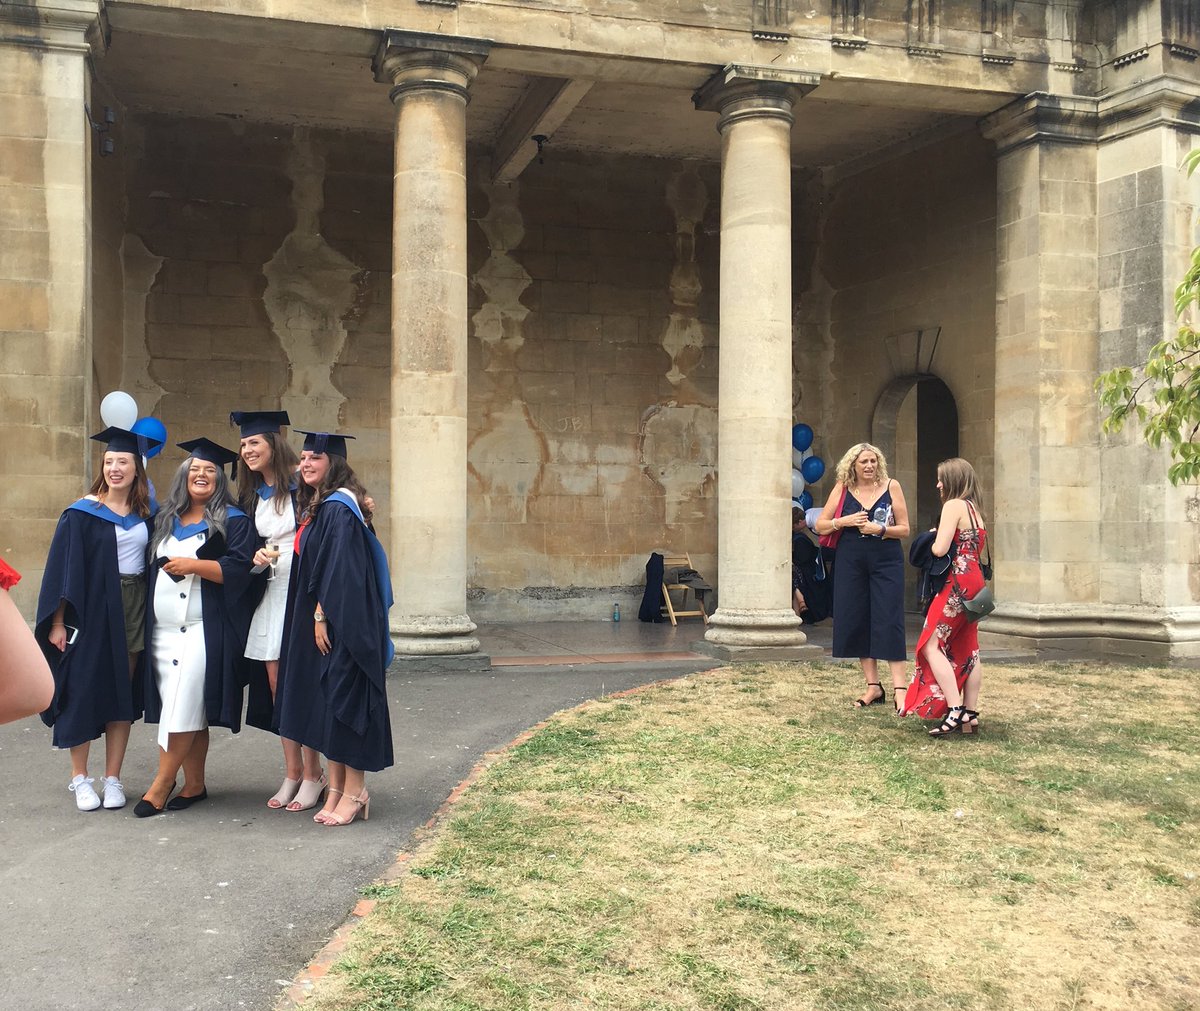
[63,625,80,646]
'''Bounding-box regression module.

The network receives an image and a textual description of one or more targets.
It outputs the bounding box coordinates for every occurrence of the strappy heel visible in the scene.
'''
[313,788,342,824]
[929,705,967,737]
[962,709,980,734]
[853,683,885,708]
[323,790,369,827]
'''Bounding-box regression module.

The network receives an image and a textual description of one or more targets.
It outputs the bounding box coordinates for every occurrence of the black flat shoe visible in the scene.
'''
[133,797,166,818]
[166,788,208,811]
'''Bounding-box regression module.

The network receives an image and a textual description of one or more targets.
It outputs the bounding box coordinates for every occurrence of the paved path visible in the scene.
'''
[0,648,718,1011]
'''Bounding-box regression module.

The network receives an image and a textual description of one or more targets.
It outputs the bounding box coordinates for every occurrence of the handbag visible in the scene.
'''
[817,486,848,550]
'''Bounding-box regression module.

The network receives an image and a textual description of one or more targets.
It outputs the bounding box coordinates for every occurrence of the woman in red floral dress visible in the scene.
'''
[902,458,988,736]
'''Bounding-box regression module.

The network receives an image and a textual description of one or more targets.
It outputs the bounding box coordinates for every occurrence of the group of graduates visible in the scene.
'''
[34,412,394,825]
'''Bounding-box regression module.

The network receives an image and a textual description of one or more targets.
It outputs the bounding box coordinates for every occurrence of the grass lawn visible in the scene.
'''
[297,660,1199,1011]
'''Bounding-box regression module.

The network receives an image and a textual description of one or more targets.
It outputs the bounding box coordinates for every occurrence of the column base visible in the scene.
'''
[980,605,1200,663]
[388,651,492,674]
[701,607,816,660]
[692,640,824,662]
[391,613,481,656]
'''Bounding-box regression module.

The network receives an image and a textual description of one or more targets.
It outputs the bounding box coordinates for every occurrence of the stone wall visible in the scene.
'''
[0,28,95,615]
[100,115,722,620]
[795,129,998,526]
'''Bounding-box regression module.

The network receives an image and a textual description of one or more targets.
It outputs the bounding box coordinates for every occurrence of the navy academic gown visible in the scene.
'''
[142,508,258,735]
[277,494,394,772]
[36,501,154,749]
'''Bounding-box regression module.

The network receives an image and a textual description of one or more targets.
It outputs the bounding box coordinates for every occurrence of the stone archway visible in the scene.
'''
[872,374,959,608]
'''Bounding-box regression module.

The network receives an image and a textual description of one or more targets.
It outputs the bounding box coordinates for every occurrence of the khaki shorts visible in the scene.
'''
[120,573,147,653]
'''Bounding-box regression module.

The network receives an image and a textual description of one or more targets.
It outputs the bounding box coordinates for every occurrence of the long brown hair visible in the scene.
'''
[88,453,152,518]
[298,455,372,524]
[937,457,984,512]
[236,432,299,515]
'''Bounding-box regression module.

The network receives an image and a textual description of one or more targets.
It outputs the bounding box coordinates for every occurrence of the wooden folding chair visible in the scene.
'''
[661,552,709,626]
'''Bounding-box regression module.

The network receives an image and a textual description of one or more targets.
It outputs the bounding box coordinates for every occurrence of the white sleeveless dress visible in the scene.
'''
[245,491,297,662]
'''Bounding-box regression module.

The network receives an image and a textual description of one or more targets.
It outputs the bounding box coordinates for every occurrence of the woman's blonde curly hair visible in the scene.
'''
[834,442,890,488]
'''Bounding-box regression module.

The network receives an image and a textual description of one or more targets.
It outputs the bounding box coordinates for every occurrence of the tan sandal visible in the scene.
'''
[266,777,300,810]
[313,788,343,824]
[323,790,370,827]
[286,772,327,812]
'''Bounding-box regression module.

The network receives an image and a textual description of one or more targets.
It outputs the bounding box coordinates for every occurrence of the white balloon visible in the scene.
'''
[801,447,814,461]
[100,391,138,430]
[792,448,807,470]
[791,469,806,498]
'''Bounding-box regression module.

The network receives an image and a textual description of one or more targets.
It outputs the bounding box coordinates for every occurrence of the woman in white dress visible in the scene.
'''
[230,410,325,812]
[136,439,257,817]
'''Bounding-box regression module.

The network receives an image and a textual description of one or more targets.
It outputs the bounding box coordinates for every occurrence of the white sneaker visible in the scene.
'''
[101,776,126,810]
[69,775,101,812]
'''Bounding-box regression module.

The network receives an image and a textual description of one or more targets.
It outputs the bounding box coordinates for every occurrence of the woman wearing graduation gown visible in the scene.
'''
[278,431,393,827]
[136,439,257,817]
[230,409,326,812]
[36,426,161,812]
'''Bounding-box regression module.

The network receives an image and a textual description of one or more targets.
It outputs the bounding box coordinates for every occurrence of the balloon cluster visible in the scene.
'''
[790,423,825,511]
[100,391,167,459]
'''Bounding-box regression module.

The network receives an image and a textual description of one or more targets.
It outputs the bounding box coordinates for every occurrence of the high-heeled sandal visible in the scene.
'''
[929,705,968,737]
[313,788,342,824]
[266,777,301,810]
[286,772,327,812]
[323,790,370,827]
[962,709,980,734]
[853,683,885,708]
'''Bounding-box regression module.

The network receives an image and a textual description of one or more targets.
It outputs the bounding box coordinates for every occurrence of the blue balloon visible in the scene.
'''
[798,490,813,510]
[800,454,825,483]
[791,423,813,452]
[132,416,168,458]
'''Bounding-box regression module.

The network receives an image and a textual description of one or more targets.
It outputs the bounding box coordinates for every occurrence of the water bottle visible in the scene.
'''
[872,504,892,537]
[612,602,621,622]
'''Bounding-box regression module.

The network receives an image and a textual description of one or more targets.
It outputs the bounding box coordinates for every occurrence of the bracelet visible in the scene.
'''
[878,525,887,539]
[51,623,66,628]
[314,610,326,623]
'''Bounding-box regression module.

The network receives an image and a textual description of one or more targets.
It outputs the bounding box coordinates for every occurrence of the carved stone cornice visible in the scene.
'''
[1096,76,1200,142]
[0,0,106,55]
[980,92,1099,154]
[693,63,819,130]
[372,29,491,106]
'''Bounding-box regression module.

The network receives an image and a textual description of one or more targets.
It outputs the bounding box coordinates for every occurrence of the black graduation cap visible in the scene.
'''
[91,426,163,458]
[229,410,291,439]
[177,438,241,473]
[296,431,355,459]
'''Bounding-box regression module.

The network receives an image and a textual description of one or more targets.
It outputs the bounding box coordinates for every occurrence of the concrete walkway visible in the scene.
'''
[0,621,722,1011]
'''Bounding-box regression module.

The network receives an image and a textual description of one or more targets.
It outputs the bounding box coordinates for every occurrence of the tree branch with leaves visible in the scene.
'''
[1097,149,1200,486]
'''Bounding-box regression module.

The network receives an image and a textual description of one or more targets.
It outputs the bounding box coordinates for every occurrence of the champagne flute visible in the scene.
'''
[266,543,281,581]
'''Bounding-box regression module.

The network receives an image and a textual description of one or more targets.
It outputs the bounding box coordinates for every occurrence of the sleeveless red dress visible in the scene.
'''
[902,521,987,721]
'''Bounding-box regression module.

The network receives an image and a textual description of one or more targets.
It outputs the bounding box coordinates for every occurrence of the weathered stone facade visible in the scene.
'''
[2,1,1199,659]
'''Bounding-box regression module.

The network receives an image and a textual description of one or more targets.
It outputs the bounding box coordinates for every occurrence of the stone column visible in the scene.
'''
[693,66,821,660]
[981,83,1200,660]
[374,31,490,666]
[0,1,104,615]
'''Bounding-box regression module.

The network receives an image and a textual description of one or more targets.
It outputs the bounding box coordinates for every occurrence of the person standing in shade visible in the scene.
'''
[230,410,327,812]
[813,442,910,710]
[277,431,394,827]
[902,458,989,736]
[137,439,258,817]
[36,426,161,811]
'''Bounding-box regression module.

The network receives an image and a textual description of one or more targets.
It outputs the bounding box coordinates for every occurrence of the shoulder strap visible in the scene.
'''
[964,500,993,573]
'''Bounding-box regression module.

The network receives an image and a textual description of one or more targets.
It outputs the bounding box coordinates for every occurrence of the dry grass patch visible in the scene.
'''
[296,661,1199,1011]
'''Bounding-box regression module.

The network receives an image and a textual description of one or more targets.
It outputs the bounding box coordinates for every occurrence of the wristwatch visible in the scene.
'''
[314,609,326,623]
